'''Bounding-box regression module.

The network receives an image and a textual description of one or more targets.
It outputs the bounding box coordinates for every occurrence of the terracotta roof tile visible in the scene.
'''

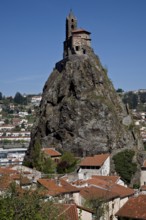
[0,167,17,175]
[92,175,119,184]
[57,204,79,220]
[73,176,134,199]
[79,153,110,167]
[42,148,61,157]
[60,179,79,193]
[116,195,146,219]
[0,174,12,190]
[86,178,110,189]
[110,184,134,199]
[37,179,64,196]
[88,177,134,198]
[37,178,79,196]
[80,186,119,201]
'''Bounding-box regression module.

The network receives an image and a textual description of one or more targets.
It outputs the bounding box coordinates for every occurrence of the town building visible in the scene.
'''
[116,195,146,220]
[78,153,110,179]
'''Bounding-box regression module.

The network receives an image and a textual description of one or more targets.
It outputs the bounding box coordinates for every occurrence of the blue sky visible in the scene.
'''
[0,0,146,96]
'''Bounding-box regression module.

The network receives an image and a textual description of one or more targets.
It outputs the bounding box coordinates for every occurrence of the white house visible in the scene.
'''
[141,160,146,186]
[78,153,110,179]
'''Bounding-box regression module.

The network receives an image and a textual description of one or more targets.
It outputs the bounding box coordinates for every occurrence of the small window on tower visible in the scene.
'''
[76,46,79,51]
[71,25,74,29]
[71,19,74,22]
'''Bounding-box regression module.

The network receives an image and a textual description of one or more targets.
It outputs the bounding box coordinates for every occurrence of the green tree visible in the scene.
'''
[0,183,63,220]
[113,150,137,184]
[84,192,109,220]
[116,88,124,93]
[123,92,138,109]
[57,151,77,173]
[26,139,56,174]
[0,92,3,100]
[14,92,27,105]
[139,92,146,104]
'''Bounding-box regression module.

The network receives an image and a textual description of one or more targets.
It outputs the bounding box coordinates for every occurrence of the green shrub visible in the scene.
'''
[113,150,137,184]
[28,139,56,174]
[57,151,77,174]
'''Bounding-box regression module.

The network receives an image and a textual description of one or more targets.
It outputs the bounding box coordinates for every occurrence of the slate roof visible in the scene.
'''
[72,28,91,34]
[116,195,146,219]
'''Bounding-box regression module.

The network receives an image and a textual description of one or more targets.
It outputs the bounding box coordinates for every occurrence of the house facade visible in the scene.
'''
[78,153,110,179]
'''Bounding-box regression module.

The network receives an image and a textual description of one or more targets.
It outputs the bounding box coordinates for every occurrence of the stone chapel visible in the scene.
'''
[63,10,91,58]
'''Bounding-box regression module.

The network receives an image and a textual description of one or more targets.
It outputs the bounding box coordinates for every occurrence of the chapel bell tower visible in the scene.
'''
[63,10,91,58]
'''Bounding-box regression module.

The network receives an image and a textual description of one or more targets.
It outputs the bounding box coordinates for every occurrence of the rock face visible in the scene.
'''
[25,47,143,163]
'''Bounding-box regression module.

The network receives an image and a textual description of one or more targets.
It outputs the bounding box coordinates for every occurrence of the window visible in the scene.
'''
[83,49,86,54]
[75,46,79,51]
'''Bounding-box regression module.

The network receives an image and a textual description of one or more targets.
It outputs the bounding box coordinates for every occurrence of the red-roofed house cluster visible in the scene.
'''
[1,151,146,220]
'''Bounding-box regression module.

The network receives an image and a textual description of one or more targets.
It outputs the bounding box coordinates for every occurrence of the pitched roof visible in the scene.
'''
[72,176,134,199]
[116,195,146,219]
[57,204,79,220]
[79,153,110,167]
[110,184,134,199]
[37,179,64,196]
[0,167,17,175]
[37,178,79,196]
[92,175,119,184]
[72,28,91,34]
[42,148,61,157]
[80,186,119,201]
[89,177,134,199]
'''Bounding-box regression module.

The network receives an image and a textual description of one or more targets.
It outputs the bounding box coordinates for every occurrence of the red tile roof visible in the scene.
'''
[79,153,110,167]
[0,167,17,175]
[0,174,12,190]
[116,195,146,219]
[72,176,134,199]
[92,175,119,184]
[89,177,134,198]
[57,204,79,220]
[80,186,119,201]
[42,148,61,157]
[37,178,79,196]
[110,184,134,199]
